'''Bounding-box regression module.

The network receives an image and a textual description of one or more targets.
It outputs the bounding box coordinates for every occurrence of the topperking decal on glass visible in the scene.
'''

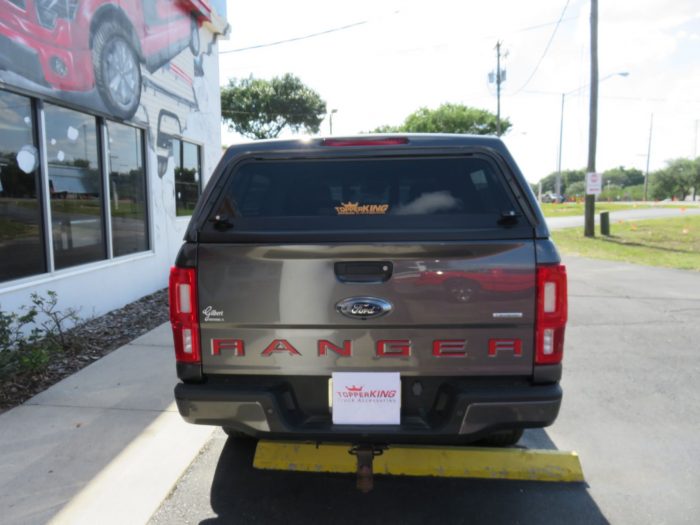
[334,202,390,215]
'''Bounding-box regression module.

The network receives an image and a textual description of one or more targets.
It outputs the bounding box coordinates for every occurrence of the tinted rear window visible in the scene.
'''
[209,156,529,236]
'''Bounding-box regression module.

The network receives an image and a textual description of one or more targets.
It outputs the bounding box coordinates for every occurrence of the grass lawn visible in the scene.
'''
[0,218,38,241]
[540,202,680,217]
[551,215,700,271]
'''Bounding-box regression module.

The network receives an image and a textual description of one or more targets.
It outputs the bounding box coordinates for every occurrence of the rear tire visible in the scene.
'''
[478,428,524,447]
[222,427,257,440]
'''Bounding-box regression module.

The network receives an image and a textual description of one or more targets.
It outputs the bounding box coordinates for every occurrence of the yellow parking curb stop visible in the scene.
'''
[254,441,584,483]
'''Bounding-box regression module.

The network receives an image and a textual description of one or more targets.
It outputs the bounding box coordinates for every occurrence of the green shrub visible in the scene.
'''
[0,292,79,378]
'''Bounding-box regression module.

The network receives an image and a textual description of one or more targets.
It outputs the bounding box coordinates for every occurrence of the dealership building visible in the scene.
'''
[0,1,228,319]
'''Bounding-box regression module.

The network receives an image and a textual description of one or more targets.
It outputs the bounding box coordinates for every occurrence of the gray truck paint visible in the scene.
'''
[199,241,535,376]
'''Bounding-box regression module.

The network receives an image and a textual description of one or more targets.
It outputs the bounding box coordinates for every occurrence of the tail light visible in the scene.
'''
[535,264,568,365]
[169,267,201,364]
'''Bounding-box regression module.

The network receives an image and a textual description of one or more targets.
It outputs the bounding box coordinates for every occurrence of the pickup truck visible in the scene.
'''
[170,134,567,446]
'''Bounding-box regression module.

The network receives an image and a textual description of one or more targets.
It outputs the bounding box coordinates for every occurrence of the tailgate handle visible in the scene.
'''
[334,261,393,283]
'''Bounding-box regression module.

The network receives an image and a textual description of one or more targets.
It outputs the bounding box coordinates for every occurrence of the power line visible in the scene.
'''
[512,15,579,35]
[359,15,581,57]
[220,11,578,57]
[511,0,571,95]
[517,89,700,104]
[220,15,390,55]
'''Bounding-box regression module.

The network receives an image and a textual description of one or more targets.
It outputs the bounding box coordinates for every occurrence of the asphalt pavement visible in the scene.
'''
[2,254,698,524]
[149,255,700,525]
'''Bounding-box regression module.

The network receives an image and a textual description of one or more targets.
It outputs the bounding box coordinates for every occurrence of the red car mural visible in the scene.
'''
[0,0,211,119]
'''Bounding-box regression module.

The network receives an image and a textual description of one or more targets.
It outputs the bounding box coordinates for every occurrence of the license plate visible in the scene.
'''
[330,372,401,425]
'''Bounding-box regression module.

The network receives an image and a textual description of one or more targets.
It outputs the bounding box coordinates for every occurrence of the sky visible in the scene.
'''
[219,0,700,183]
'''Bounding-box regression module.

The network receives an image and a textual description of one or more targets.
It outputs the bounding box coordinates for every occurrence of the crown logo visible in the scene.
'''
[335,202,360,214]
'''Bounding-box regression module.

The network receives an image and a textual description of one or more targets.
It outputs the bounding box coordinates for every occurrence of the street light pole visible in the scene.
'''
[556,93,565,199]
[643,113,654,201]
[329,108,338,135]
[555,71,628,205]
[496,41,502,136]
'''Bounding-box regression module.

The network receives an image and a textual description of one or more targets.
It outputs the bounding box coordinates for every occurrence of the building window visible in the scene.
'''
[106,121,148,257]
[0,91,46,282]
[44,103,105,270]
[0,89,153,285]
[173,139,201,216]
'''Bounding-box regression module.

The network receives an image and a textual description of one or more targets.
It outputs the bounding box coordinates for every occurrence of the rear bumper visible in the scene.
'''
[175,377,562,444]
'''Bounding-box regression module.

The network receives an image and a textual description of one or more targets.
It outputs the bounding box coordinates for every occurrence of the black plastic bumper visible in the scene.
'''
[175,376,562,444]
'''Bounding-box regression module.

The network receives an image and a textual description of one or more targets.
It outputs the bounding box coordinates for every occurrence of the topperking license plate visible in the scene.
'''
[330,372,401,425]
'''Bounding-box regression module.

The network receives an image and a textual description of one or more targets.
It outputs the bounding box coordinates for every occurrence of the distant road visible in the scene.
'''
[546,207,700,230]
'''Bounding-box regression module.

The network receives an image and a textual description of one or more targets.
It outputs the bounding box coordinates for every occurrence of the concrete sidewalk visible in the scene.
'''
[0,322,212,525]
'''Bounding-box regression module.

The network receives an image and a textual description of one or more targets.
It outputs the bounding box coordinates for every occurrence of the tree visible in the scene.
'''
[565,181,585,197]
[602,166,644,188]
[692,157,700,200]
[651,169,679,200]
[538,169,585,195]
[221,74,327,139]
[372,104,511,136]
[651,158,698,200]
[537,166,645,199]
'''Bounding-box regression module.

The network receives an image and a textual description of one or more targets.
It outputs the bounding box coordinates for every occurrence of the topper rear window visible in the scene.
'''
[205,156,532,239]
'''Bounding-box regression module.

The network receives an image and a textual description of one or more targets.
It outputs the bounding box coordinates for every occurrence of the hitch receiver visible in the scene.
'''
[349,444,386,493]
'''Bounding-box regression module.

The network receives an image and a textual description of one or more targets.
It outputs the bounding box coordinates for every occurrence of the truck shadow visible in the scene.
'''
[201,432,609,525]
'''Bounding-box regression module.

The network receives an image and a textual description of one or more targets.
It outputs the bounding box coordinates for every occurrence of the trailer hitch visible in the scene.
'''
[349,444,386,493]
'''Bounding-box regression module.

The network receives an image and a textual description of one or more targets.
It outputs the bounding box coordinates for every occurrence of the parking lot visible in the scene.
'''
[149,256,700,524]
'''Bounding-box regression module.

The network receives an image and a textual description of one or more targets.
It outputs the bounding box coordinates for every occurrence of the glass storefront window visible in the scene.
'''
[174,139,201,216]
[0,91,45,282]
[45,104,105,270]
[0,90,154,283]
[106,121,148,257]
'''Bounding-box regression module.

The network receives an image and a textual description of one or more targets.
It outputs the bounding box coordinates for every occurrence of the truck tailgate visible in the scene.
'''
[198,241,535,376]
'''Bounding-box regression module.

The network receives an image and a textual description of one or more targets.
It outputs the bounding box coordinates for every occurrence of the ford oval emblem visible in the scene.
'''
[336,297,393,320]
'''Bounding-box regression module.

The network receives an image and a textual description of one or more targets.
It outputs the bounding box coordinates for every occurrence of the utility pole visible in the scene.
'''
[643,113,653,201]
[556,93,565,199]
[496,41,502,136]
[489,41,506,136]
[584,0,599,237]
